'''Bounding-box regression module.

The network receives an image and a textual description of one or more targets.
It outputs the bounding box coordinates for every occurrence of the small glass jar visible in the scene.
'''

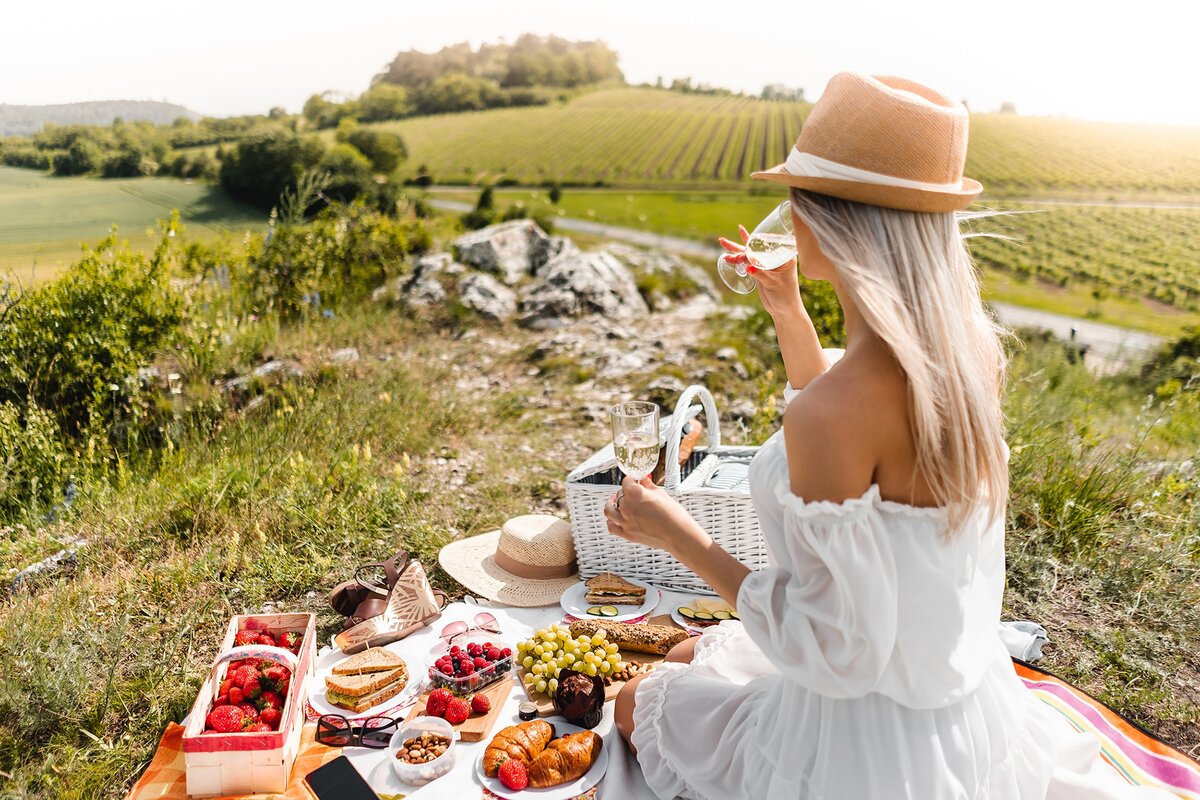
[518,701,538,721]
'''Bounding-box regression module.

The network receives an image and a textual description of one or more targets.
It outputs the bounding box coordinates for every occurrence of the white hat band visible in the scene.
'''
[784,147,964,193]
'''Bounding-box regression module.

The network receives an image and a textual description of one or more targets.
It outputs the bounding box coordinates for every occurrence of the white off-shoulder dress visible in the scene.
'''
[630,415,1176,798]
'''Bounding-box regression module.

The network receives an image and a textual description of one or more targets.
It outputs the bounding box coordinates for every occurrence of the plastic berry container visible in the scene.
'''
[390,715,457,786]
[426,634,513,696]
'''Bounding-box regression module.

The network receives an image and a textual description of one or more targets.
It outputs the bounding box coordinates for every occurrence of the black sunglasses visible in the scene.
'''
[315,714,398,749]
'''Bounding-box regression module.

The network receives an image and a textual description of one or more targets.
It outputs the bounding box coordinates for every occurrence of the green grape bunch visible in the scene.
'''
[515,623,625,695]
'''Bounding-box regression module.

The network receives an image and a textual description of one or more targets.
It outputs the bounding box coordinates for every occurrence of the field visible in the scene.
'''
[0,166,265,283]
[436,187,1200,335]
[378,87,1200,199]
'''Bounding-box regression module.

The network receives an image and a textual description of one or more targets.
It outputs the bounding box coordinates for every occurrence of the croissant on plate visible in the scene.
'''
[528,730,603,788]
[483,720,555,777]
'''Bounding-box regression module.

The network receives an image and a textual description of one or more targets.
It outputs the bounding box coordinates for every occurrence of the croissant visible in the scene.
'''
[527,731,603,788]
[483,720,555,777]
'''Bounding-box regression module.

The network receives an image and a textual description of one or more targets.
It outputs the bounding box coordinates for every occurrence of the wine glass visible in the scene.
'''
[610,401,660,481]
[716,200,797,294]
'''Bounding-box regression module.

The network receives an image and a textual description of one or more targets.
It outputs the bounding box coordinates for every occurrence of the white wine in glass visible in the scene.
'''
[717,200,797,294]
[610,401,660,481]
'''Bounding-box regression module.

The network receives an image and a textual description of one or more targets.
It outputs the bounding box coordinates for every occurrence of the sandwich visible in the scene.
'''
[325,649,408,713]
[584,573,646,606]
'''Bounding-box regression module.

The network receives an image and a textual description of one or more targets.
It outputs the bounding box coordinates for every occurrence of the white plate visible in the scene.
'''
[476,722,609,800]
[560,577,660,623]
[669,602,736,636]
[308,646,423,721]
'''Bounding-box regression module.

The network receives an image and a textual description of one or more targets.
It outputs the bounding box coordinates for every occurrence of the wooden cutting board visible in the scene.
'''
[404,674,513,742]
[514,614,687,718]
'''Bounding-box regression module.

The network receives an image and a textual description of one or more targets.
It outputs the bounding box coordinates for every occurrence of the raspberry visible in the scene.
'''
[498,758,529,791]
[444,697,471,725]
[486,648,502,661]
[459,661,474,676]
[471,694,491,714]
[474,657,488,669]
[440,664,453,675]
[426,688,453,718]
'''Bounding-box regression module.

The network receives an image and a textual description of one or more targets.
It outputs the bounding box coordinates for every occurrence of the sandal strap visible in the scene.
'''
[354,549,410,593]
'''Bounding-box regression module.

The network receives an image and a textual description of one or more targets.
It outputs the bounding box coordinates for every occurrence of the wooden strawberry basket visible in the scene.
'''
[182,612,316,798]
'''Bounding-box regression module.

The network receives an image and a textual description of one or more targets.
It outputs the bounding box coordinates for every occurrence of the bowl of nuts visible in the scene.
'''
[390,715,457,786]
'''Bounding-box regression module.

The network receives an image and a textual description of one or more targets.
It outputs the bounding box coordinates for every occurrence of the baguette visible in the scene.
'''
[569,620,688,656]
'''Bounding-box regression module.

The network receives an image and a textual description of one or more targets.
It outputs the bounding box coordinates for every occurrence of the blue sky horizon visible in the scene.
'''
[3,0,1198,127]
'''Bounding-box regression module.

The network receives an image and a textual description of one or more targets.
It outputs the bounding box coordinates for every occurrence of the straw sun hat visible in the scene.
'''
[752,72,982,212]
[438,515,579,607]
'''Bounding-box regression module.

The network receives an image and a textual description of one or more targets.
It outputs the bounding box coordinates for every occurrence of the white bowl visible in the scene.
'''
[389,715,458,786]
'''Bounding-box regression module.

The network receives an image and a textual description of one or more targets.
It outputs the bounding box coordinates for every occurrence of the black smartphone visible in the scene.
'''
[303,756,380,800]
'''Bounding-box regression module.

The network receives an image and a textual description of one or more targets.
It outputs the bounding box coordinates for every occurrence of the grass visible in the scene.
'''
[0,166,265,283]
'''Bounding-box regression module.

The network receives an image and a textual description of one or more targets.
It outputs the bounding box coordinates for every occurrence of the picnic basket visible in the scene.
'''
[566,385,766,593]
[182,613,316,797]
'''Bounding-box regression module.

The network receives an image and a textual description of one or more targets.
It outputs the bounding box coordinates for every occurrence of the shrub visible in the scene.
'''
[219,128,326,211]
[345,129,407,174]
[52,138,101,176]
[318,143,373,204]
[0,401,67,519]
[0,226,184,439]
[357,83,409,122]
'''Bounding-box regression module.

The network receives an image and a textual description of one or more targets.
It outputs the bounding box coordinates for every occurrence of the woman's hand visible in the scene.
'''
[718,224,803,319]
[604,475,710,556]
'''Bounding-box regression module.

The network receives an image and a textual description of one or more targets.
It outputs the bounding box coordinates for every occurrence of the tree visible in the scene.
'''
[302,92,353,129]
[219,128,326,210]
[414,74,499,115]
[318,143,373,203]
[346,129,407,174]
[357,84,409,122]
[761,84,805,102]
[52,138,101,176]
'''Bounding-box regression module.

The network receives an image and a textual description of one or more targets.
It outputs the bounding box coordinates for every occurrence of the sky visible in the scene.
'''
[2,0,1198,126]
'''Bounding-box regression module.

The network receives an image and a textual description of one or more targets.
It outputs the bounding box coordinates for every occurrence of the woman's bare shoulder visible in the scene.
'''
[781,362,887,503]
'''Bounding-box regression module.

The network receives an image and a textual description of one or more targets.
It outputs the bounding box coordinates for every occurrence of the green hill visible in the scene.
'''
[373,87,1200,199]
[0,166,264,282]
[0,100,200,137]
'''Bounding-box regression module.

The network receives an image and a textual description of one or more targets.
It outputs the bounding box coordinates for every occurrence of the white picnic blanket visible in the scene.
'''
[333,597,671,800]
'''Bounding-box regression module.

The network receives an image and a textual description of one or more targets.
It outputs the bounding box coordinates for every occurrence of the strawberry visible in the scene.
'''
[260,707,282,730]
[213,692,230,707]
[498,759,529,791]
[238,702,259,721]
[232,665,258,689]
[229,686,245,706]
[219,678,233,695]
[444,697,471,725]
[276,676,290,696]
[264,666,287,686]
[247,722,272,732]
[243,676,263,700]
[471,694,491,714]
[277,631,303,651]
[234,630,259,647]
[257,634,275,647]
[426,688,453,718]
[258,691,283,710]
[206,705,245,734]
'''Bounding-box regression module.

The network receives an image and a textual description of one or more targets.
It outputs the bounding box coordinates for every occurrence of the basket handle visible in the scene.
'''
[663,385,721,491]
[208,644,300,702]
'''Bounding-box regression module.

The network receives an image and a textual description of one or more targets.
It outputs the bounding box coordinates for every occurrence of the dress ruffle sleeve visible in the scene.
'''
[735,481,899,699]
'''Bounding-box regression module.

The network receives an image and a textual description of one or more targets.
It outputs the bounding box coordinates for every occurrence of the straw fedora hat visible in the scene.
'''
[438,515,579,607]
[752,72,982,212]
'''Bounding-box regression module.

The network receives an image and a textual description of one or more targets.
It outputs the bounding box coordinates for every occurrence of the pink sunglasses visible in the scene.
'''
[429,612,501,654]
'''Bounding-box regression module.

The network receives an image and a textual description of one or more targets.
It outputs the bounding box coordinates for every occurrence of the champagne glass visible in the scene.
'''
[716,200,797,294]
[610,401,660,481]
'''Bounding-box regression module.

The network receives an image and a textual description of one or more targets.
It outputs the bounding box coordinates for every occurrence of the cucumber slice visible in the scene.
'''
[587,606,605,616]
[693,611,714,621]
[678,607,697,620]
[712,610,732,621]
[729,610,740,620]
[600,605,620,617]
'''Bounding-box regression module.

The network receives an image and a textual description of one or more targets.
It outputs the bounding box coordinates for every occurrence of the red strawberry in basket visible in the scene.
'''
[275,676,291,696]
[229,686,245,706]
[426,688,453,718]
[243,676,263,701]
[277,631,303,651]
[206,705,245,733]
[234,630,259,647]
[258,691,283,710]
[257,634,276,647]
[260,707,282,730]
[263,665,287,686]
[247,722,272,733]
[213,692,230,707]
[238,703,259,721]
[232,665,258,689]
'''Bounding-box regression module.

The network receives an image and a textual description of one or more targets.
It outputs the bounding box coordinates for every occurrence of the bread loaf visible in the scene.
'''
[569,619,688,655]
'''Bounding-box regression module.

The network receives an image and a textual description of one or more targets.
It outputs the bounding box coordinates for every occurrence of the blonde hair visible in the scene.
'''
[789,187,1009,534]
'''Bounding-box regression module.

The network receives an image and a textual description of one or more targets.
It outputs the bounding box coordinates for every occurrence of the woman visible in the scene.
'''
[605,73,1174,799]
